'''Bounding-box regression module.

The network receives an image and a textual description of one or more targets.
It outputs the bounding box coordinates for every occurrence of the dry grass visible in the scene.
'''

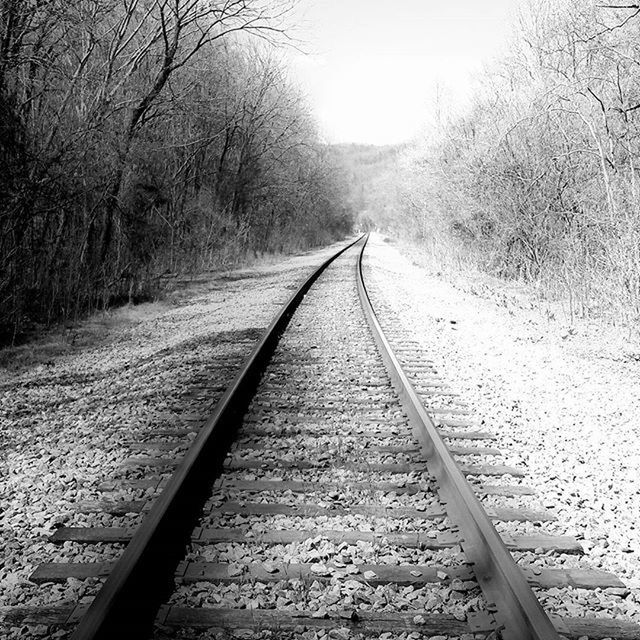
[389,231,640,348]
[0,301,173,372]
[0,240,332,372]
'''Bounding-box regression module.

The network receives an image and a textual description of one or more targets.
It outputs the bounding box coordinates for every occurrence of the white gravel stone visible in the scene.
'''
[363,232,640,622]
[0,241,354,638]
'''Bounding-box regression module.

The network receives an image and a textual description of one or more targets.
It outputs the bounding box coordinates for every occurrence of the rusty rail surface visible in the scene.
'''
[70,235,364,640]
[355,234,560,640]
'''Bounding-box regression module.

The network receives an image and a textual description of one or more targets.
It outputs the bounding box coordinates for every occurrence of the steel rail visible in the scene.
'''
[356,234,560,640]
[71,235,364,640]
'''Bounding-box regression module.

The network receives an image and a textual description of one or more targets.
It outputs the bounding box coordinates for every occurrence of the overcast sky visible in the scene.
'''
[287,0,521,145]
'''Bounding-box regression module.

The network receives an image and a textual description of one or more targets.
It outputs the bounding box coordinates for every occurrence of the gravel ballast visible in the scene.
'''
[363,232,640,624]
[0,241,355,637]
[4,231,639,637]
[158,244,481,638]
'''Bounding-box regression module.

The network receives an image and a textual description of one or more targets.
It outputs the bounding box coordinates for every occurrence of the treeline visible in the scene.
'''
[401,0,640,321]
[330,144,405,232]
[0,0,352,342]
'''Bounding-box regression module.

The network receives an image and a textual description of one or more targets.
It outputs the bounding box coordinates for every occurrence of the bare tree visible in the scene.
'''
[394,0,640,320]
[0,0,354,342]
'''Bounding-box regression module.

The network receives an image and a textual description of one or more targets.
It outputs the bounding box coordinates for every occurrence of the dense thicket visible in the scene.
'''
[400,0,640,321]
[0,0,352,342]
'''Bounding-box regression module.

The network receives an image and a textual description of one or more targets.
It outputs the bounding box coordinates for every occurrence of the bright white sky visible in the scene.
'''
[287,0,521,145]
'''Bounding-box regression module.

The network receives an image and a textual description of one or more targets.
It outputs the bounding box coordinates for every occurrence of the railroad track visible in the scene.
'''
[3,235,639,640]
